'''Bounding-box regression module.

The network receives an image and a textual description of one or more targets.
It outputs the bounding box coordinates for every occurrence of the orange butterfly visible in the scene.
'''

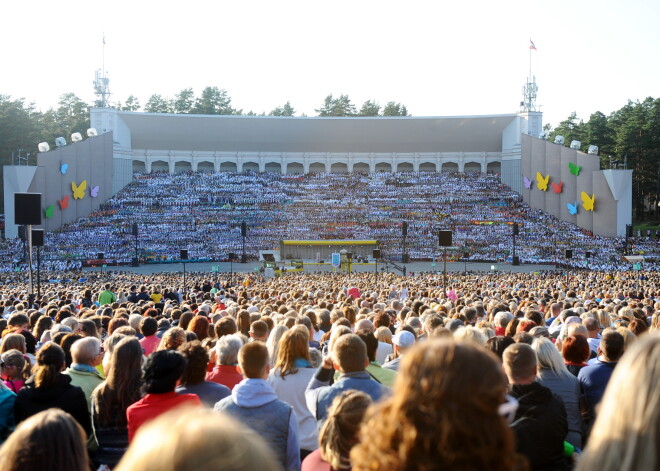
[551,181,563,194]
[59,195,69,209]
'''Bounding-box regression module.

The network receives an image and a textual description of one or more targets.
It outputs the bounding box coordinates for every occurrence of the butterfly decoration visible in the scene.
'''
[90,185,100,198]
[551,181,563,194]
[60,163,69,175]
[567,202,579,215]
[568,162,581,176]
[581,192,595,211]
[72,180,87,200]
[58,195,69,209]
[536,172,550,191]
[523,176,532,189]
[44,205,55,218]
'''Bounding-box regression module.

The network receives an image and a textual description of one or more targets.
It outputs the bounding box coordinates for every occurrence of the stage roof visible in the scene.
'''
[116,111,517,154]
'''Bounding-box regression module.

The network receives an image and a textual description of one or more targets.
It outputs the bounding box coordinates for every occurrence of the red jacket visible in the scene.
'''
[126,392,201,442]
[206,365,243,391]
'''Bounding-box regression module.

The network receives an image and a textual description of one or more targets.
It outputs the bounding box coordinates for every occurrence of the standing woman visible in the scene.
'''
[13,343,91,438]
[92,337,144,469]
[351,339,518,471]
[268,325,318,459]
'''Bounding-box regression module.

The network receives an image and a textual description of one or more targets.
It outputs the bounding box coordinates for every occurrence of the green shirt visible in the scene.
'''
[98,290,116,306]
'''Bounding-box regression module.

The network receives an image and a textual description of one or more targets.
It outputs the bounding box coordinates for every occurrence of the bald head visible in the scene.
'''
[355,319,375,332]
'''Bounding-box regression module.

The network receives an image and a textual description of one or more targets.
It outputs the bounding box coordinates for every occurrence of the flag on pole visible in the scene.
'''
[529,39,537,51]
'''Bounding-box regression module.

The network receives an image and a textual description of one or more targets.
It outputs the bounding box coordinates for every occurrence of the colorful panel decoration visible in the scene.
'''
[581,192,595,211]
[72,180,87,200]
[536,172,550,191]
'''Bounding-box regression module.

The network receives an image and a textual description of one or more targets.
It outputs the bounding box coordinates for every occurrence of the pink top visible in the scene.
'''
[139,335,161,356]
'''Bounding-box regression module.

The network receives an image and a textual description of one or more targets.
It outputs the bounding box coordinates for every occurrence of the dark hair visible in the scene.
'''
[19,330,37,355]
[601,329,625,361]
[143,350,186,394]
[179,312,194,331]
[33,343,65,389]
[250,320,269,339]
[237,310,251,336]
[0,409,89,471]
[215,317,237,338]
[79,319,99,339]
[178,341,209,386]
[356,329,378,363]
[525,311,544,326]
[60,333,83,367]
[93,337,143,427]
[140,317,158,337]
[485,336,516,360]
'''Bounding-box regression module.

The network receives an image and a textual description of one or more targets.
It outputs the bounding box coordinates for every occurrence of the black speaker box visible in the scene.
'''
[131,257,140,267]
[438,230,452,247]
[132,223,139,236]
[565,249,573,259]
[14,193,42,225]
[241,221,247,237]
[180,249,188,260]
[31,229,44,247]
[513,222,519,235]
[512,256,520,266]
[373,249,381,259]
[97,252,105,259]
[402,254,410,263]
[402,221,408,236]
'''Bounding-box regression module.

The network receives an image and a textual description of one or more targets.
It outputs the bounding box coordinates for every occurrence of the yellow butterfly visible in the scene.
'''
[581,192,595,211]
[72,180,87,200]
[536,172,550,191]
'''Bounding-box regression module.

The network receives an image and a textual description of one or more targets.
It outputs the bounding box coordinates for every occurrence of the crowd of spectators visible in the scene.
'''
[0,268,657,470]
[2,171,658,272]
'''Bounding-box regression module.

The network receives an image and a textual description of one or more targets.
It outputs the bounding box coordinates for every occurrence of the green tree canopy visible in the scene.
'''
[269,101,295,116]
[358,100,380,116]
[144,94,173,113]
[315,94,356,117]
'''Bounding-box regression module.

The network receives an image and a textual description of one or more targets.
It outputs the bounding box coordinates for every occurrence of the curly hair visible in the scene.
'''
[351,339,515,471]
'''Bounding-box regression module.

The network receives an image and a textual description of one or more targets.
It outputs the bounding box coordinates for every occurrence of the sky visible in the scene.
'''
[2,0,659,128]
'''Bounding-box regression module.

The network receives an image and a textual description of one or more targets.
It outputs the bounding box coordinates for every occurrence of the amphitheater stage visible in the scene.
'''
[81,261,559,275]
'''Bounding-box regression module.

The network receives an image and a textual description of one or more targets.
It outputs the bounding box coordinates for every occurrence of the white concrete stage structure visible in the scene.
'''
[91,108,543,194]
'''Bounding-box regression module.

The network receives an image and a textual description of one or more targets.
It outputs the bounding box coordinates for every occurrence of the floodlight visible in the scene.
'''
[71,132,82,143]
[55,137,67,148]
[38,142,50,152]
[570,140,581,150]
[538,132,546,139]
[87,128,98,138]
[588,145,599,155]
[554,135,564,145]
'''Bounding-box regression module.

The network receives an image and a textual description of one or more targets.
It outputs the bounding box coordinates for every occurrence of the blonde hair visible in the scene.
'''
[532,337,573,380]
[616,326,637,352]
[319,391,372,470]
[453,326,487,346]
[577,333,660,471]
[157,327,186,351]
[115,407,281,471]
[375,326,392,344]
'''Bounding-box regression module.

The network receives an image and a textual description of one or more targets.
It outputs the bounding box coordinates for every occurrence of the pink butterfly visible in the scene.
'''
[523,176,532,189]
[90,186,100,197]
